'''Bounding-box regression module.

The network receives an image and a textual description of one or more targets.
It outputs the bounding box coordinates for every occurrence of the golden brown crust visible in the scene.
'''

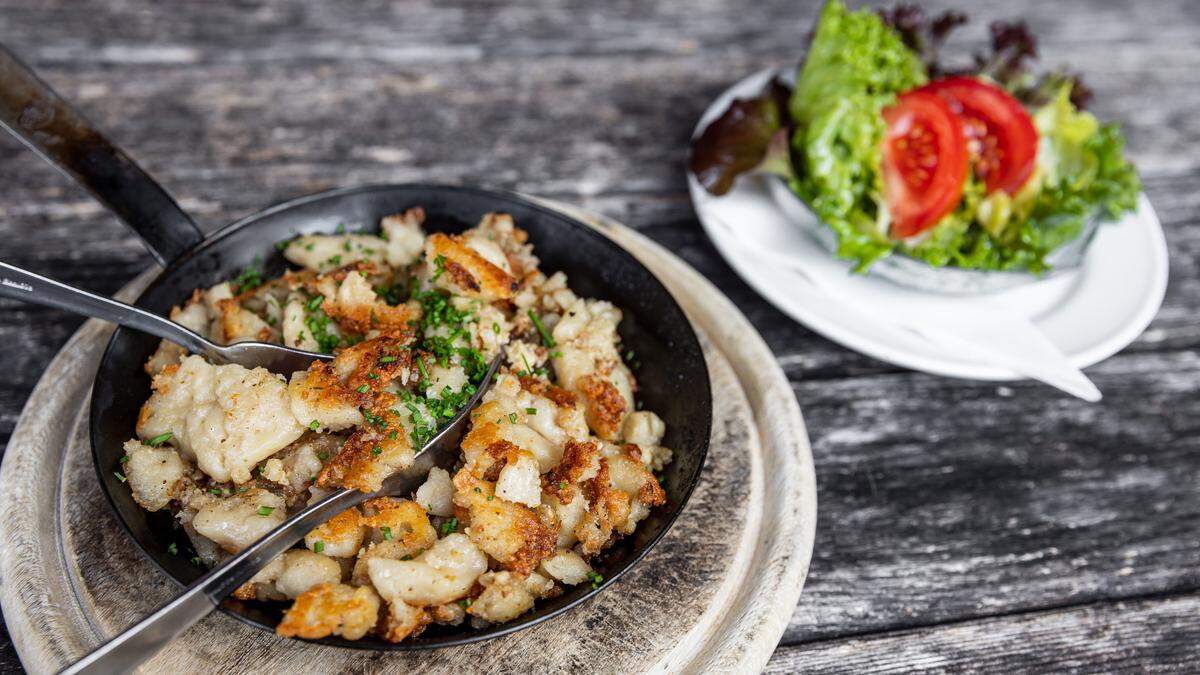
[428,233,518,301]
[231,582,257,601]
[314,507,364,542]
[503,508,556,576]
[518,375,577,408]
[638,474,667,507]
[578,461,618,554]
[478,439,520,482]
[578,374,627,439]
[276,583,381,640]
[318,408,414,492]
[380,603,432,642]
[324,271,420,337]
[443,259,481,293]
[361,497,437,551]
[543,439,598,502]
[452,471,555,576]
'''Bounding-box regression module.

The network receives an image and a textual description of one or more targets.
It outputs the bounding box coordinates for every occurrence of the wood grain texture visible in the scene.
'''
[769,594,1200,673]
[0,0,1197,671]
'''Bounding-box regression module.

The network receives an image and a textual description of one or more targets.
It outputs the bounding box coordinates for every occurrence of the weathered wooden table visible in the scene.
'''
[1,0,1197,671]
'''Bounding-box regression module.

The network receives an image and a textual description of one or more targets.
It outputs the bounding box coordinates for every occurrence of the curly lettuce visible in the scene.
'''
[690,0,1141,274]
[785,0,1139,274]
[787,0,926,271]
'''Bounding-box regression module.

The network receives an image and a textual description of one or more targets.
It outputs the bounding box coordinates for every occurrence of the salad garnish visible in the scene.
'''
[690,0,1141,274]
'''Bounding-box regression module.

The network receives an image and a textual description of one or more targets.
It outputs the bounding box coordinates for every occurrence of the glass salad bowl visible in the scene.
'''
[767,176,1103,295]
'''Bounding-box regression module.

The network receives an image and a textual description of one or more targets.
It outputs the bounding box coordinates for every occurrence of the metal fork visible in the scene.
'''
[0,260,332,374]
[61,352,503,674]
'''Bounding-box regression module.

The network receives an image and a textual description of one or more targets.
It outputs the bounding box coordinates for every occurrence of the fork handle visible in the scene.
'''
[0,261,221,358]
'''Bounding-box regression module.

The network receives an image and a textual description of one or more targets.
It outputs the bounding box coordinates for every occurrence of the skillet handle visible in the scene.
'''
[0,44,204,266]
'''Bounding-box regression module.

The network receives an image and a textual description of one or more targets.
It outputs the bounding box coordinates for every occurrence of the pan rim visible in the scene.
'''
[87,182,712,651]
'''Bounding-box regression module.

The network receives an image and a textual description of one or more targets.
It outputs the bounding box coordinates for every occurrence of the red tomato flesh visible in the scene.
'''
[881,91,968,239]
[915,76,1039,195]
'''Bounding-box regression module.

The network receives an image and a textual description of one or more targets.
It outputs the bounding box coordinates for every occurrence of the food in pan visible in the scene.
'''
[689,0,1141,274]
[120,209,671,642]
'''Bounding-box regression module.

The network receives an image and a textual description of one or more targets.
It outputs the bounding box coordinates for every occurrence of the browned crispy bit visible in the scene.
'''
[542,439,599,502]
[231,582,257,601]
[518,375,577,408]
[276,583,381,640]
[444,259,481,293]
[578,374,627,439]
[638,474,667,507]
[427,233,518,301]
[379,602,432,643]
[318,400,413,492]
[503,507,557,576]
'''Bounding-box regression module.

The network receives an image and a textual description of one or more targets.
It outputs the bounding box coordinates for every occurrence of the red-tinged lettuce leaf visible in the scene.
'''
[688,79,794,196]
[878,3,967,77]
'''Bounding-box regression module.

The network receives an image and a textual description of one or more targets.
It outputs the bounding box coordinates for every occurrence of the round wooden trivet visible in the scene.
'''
[0,203,816,674]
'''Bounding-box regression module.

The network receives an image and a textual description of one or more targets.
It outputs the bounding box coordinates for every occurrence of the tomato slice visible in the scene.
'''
[881,91,968,239]
[915,76,1038,195]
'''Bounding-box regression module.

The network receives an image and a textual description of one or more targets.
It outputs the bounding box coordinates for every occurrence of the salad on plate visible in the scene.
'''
[690,0,1141,276]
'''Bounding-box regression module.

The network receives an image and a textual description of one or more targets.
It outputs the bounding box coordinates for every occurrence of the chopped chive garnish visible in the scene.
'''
[528,310,556,348]
[113,471,127,483]
[379,355,398,364]
[508,413,518,424]
[256,506,275,516]
[587,570,604,589]
[356,384,370,393]
[313,541,325,554]
[309,420,320,431]
[118,454,130,463]
[381,526,393,540]
[371,445,382,456]
[525,407,537,415]
[305,294,325,312]
[190,556,202,566]
[367,372,379,380]
[440,517,459,535]
[146,431,173,447]
[167,542,178,555]
[317,452,329,461]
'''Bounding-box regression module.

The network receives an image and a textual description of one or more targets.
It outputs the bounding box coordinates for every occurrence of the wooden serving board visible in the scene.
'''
[0,203,816,674]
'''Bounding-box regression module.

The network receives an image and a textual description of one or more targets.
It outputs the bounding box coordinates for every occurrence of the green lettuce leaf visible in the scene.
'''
[783,1,1140,274]
[788,0,926,271]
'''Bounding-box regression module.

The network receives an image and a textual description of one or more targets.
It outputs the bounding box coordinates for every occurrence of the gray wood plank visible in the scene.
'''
[785,349,1200,642]
[769,594,1200,673]
[1,0,1199,670]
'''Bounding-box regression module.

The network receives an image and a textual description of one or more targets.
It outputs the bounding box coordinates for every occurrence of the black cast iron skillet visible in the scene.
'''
[0,46,711,649]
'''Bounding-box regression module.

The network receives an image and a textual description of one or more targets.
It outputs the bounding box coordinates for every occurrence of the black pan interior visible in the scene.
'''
[89,184,712,649]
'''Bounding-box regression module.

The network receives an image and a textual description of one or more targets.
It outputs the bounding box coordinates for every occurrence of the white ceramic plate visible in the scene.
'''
[689,69,1169,381]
